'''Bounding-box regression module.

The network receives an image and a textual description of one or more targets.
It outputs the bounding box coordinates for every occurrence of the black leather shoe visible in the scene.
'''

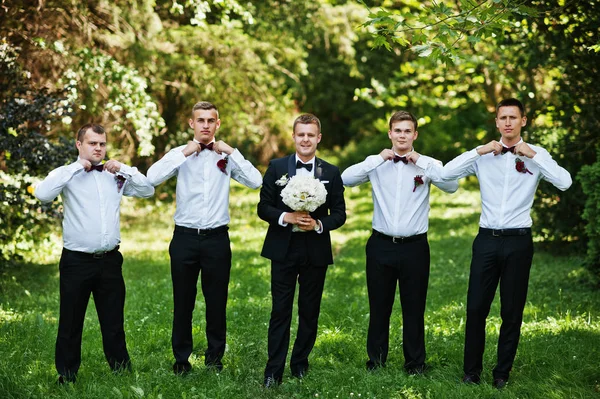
[57,375,76,385]
[366,361,385,371]
[291,368,307,379]
[493,378,508,389]
[173,362,192,375]
[462,374,480,384]
[263,375,281,388]
[406,364,428,375]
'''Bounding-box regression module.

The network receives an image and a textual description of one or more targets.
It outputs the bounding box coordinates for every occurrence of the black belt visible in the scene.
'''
[64,245,120,259]
[479,227,531,237]
[372,229,427,244]
[175,225,228,236]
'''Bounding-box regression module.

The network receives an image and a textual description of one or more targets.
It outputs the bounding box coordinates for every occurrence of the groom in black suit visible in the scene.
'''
[258,114,346,387]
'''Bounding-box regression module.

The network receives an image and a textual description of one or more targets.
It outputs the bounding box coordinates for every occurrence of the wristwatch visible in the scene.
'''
[314,220,320,232]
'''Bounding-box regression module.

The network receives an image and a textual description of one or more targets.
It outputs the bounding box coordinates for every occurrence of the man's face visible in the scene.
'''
[189,108,220,144]
[388,120,418,155]
[496,106,526,143]
[293,123,321,160]
[76,129,106,165]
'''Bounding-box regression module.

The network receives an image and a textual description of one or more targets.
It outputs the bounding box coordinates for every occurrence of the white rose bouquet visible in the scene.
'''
[280,175,327,232]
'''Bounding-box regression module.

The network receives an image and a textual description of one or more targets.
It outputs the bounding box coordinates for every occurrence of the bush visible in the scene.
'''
[578,154,600,285]
[0,41,75,265]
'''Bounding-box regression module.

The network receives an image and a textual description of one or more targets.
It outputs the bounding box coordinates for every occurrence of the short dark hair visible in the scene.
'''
[192,101,219,117]
[496,98,524,116]
[77,124,106,142]
[293,113,321,133]
[389,110,418,130]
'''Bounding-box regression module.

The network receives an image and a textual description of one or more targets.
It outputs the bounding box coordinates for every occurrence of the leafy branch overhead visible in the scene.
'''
[359,0,543,62]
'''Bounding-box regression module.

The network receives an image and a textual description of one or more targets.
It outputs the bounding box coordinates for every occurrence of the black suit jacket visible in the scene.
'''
[258,155,346,265]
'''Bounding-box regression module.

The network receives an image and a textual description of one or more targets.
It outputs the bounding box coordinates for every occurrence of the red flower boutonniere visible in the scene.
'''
[115,175,126,193]
[515,158,532,175]
[413,175,424,192]
[217,156,229,174]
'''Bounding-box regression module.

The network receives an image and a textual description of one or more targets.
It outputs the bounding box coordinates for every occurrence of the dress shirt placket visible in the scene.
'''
[499,154,512,226]
[202,152,211,227]
[393,163,404,228]
[93,172,110,250]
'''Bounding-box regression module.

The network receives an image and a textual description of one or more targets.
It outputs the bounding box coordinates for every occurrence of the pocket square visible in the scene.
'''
[320,180,330,184]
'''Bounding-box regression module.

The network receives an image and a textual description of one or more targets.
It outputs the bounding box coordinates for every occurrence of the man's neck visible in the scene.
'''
[394,147,413,157]
[501,137,522,147]
[296,153,316,164]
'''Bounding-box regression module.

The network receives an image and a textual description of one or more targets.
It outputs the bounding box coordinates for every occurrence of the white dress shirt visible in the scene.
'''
[342,153,459,237]
[147,144,262,229]
[277,155,323,233]
[427,142,572,229]
[35,160,155,253]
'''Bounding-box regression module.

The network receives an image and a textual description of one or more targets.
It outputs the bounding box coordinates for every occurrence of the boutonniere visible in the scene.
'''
[413,175,424,192]
[115,175,126,193]
[515,158,532,175]
[275,173,289,186]
[217,156,229,174]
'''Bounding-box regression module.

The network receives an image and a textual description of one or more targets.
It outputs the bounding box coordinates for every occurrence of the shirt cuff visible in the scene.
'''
[315,219,323,234]
[415,156,431,170]
[118,164,135,177]
[278,212,288,227]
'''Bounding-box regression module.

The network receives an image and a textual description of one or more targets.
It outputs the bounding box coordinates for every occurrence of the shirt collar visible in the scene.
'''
[500,138,523,148]
[295,154,316,165]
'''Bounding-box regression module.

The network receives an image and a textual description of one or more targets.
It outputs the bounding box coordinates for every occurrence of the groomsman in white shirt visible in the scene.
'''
[341,111,458,375]
[35,124,155,384]
[147,101,262,374]
[431,98,572,388]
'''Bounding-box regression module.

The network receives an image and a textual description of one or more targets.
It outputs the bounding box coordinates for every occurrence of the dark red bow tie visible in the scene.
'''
[88,164,104,172]
[393,155,408,164]
[200,142,214,151]
[501,146,515,154]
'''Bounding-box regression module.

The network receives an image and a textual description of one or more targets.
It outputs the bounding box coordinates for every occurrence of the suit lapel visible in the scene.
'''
[288,154,297,178]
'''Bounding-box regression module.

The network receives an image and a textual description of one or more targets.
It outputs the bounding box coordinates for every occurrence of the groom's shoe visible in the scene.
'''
[173,362,192,375]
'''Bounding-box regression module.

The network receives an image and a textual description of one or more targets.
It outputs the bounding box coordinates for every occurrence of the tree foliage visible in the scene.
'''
[1,0,599,270]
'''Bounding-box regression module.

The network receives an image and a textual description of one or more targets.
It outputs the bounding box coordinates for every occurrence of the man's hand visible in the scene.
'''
[283,211,316,230]
[78,159,92,171]
[476,140,503,156]
[103,159,122,174]
[182,141,201,157]
[406,152,420,164]
[379,149,395,161]
[515,142,537,158]
[214,140,234,155]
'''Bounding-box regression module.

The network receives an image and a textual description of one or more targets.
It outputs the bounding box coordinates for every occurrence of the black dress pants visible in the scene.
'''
[463,230,534,380]
[169,226,232,368]
[365,232,430,370]
[264,233,328,381]
[55,248,130,379]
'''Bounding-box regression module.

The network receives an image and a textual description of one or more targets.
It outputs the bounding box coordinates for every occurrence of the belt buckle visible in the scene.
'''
[492,229,501,237]
[392,236,402,244]
[93,251,105,259]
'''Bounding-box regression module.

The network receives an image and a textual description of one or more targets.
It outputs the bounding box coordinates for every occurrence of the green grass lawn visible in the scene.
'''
[1,183,599,398]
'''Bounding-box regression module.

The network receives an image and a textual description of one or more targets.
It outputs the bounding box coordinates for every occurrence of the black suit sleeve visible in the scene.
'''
[257,160,285,225]
[318,166,346,232]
